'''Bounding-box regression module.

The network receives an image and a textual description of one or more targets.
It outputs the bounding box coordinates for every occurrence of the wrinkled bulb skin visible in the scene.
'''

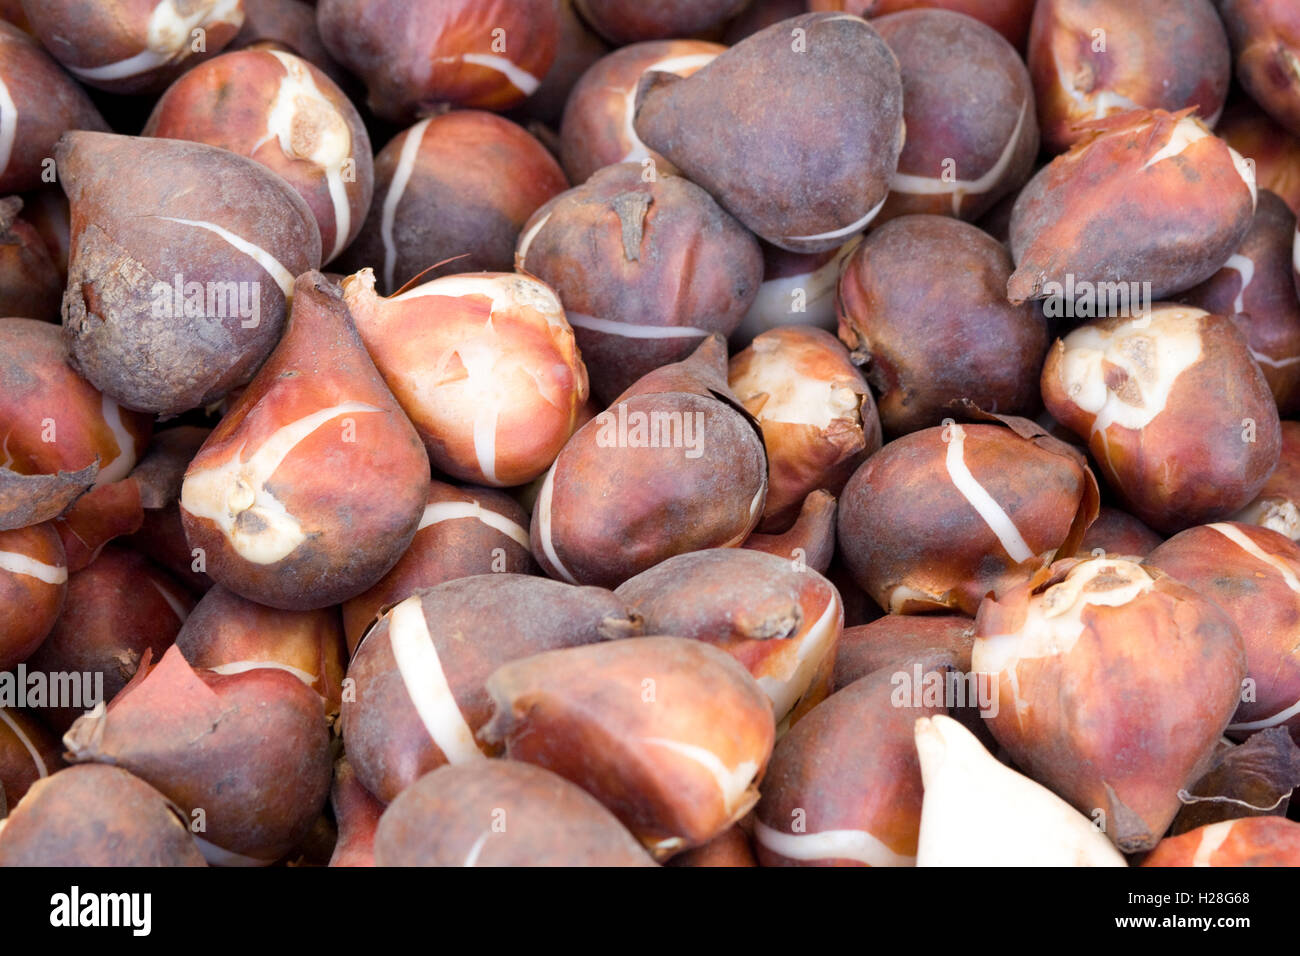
[6,0,1300,877]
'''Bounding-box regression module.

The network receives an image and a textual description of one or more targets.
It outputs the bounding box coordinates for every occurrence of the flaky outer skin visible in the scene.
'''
[974,560,1247,852]
[1008,110,1256,303]
[1217,103,1300,215]
[374,762,656,866]
[1027,0,1230,154]
[64,645,331,863]
[1233,421,1300,540]
[1041,308,1281,534]
[480,636,775,858]
[0,764,207,866]
[316,0,559,121]
[729,326,879,531]
[634,12,903,253]
[616,548,843,726]
[343,269,587,487]
[56,131,322,415]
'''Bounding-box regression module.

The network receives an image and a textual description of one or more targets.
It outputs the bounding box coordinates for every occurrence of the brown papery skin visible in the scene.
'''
[26,546,194,733]
[142,48,373,265]
[742,489,837,574]
[517,163,761,404]
[0,318,152,531]
[175,585,347,716]
[837,421,1097,615]
[480,636,775,858]
[809,0,1036,47]
[833,616,975,691]
[374,761,656,866]
[316,0,559,122]
[633,13,903,253]
[0,708,62,807]
[1180,191,1300,414]
[1220,0,1300,137]
[1027,0,1230,154]
[1076,506,1163,558]
[873,10,1038,223]
[22,0,244,95]
[57,131,322,416]
[339,111,567,295]
[341,574,641,804]
[974,559,1247,852]
[343,270,587,487]
[342,480,536,653]
[573,0,746,43]
[530,336,767,588]
[1145,523,1300,740]
[180,272,429,610]
[755,661,946,866]
[328,757,383,867]
[0,198,62,320]
[229,0,346,86]
[0,524,66,670]
[64,645,331,864]
[512,0,609,128]
[0,764,207,866]
[1041,308,1281,534]
[838,216,1048,437]
[1217,102,1300,215]
[558,40,722,184]
[1007,110,1256,303]
[1143,816,1300,866]
[729,326,879,531]
[666,825,756,867]
[615,548,843,725]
